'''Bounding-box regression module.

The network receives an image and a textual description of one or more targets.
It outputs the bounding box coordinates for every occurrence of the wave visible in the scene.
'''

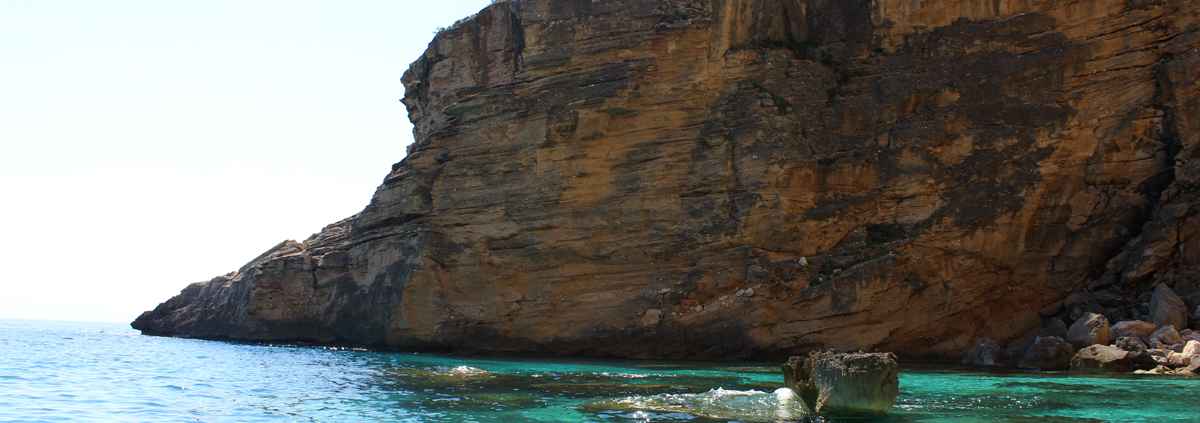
[441,365,489,377]
[584,387,811,422]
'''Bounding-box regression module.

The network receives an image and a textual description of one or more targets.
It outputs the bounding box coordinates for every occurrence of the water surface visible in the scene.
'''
[1,320,1196,422]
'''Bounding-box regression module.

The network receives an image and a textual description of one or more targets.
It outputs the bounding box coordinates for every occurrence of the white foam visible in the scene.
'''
[593,387,810,421]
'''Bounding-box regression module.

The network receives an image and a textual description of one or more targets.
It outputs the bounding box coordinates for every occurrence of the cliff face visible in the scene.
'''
[133,0,1200,360]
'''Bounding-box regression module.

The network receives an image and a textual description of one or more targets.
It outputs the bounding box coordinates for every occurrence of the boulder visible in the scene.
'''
[1066,313,1111,349]
[1004,335,1036,365]
[1004,321,1074,365]
[1070,345,1156,372]
[1182,356,1200,374]
[1167,352,1193,367]
[782,352,899,416]
[1150,284,1189,330]
[1042,318,1069,339]
[1110,320,1157,340]
[961,338,1003,367]
[1149,349,1171,366]
[1160,352,1199,376]
[1114,336,1149,354]
[1149,325,1183,350]
[1181,329,1200,343]
[1018,337,1075,371]
[1180,341,1200,355]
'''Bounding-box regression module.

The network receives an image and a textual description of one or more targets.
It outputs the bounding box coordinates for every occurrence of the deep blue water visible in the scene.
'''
[1,319,1198,422]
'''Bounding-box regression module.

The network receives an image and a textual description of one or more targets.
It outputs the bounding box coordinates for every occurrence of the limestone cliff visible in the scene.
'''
[133,0,1200,360]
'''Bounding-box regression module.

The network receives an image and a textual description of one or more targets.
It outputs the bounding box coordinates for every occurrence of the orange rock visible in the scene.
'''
[133,0,1200,360]
[1112,321,1158,341]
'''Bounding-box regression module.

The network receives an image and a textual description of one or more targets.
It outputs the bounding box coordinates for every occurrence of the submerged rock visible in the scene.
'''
[1067,313,1111,349]
[1070,345,1155,373]
[1150,284,1189,330]
[783,351,899,416]
[385,365,496,387]
[1018,337,1075,371]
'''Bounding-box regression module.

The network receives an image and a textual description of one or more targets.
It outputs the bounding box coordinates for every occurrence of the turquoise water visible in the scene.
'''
[1,320,1198,422]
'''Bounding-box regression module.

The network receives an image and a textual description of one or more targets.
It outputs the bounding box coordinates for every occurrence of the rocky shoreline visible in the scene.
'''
[963,284,1200,376]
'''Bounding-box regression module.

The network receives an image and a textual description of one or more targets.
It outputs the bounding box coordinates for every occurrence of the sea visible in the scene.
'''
[1,319,1197,422]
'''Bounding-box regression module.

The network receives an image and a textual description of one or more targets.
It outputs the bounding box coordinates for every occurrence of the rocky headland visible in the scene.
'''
[134,0,1200,363]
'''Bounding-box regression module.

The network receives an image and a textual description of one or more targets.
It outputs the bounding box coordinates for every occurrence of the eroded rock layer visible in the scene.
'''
[133,0,1200,360]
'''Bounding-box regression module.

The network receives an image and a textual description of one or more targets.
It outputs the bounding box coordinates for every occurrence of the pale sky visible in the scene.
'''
[0,0,492,323]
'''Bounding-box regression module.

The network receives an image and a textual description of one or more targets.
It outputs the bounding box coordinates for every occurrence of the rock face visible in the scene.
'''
[132,0,1200,360]
[1018,337,1075,371]
[1066,313,1111,350]
[783,352,899,415]
[1070,345,1155,373]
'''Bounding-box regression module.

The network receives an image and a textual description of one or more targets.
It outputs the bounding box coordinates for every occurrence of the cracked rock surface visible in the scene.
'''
[134,0,1200,360]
